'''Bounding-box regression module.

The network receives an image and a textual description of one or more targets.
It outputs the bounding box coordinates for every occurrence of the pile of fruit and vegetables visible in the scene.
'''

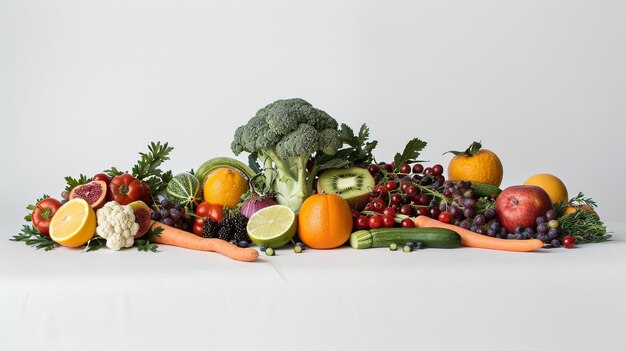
[11,98,611,261]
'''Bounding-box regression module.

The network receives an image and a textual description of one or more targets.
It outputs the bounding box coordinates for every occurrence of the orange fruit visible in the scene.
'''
[564,205,596,216]
[203,167,248,209]
[49,198,96,247]
[297,194,353,249]
[523,173,568,204]
[447,143,503,187]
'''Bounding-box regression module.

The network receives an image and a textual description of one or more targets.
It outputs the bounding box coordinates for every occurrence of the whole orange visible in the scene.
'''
[447,142,503,187]
[297,194,353,249]
[523,173,568,204]
[203,168,248,209]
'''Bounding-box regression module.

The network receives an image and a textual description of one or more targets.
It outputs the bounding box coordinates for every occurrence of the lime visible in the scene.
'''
[247,205,297,248]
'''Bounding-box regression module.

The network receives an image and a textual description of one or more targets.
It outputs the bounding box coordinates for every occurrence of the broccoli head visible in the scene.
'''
[231,98,343,212]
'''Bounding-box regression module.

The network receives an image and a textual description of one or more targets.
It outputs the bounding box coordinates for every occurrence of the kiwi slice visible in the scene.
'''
[316,167,375,210]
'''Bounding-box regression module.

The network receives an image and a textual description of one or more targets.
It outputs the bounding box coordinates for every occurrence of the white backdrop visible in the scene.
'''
[1,0,625,227]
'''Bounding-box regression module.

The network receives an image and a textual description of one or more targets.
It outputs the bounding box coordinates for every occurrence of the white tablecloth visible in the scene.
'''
[2,223,625,351]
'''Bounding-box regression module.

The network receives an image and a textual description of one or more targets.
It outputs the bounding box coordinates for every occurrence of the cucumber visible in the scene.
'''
[470,182,502,198]
[195,157,256,184]
[350,227,461,249]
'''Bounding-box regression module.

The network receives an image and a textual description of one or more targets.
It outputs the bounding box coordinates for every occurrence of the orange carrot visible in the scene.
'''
[151,221,259,262]
[413,216,544,252]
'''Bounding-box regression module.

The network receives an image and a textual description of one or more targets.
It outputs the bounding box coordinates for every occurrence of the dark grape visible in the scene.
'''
[160,198,170,208]
[551,239,561,248]
[484,208,496,221]
[507,233,515,239]
[548,228,560,239]
[537,234,549,243]
[61,191,70,200]
[160,209,170,219]
[536,223,549,235]
[170,209,182,221]
[406,186,418,197]
[459,220,471,230]
[463,198,476,208]
[499,228,508,237]
[473,214,485,226]
[450,205,461,218]
[536,216,546,225]
[463,189,475,199]
[513,226,524,235]
[162,218,174,226]
[457,181,467,190]
[151,210,161,220]
[470,225,478,232]
[412,163,424,174]
[368,164,380,174]
[429,207,440,219]
[545,209,557,221]
[438,202,448,212]
[476,227,486,235]
[463,207,475,219]
[513,234,523,240]
[487,229,497,237]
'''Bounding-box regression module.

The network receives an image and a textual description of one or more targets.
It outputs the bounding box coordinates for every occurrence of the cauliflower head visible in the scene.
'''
[96,201,139,251]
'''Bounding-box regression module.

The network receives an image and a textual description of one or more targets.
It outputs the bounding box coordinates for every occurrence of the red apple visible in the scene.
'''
[495,185,553,233]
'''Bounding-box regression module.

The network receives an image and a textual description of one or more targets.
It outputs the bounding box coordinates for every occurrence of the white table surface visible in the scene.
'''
[1,222,625,351]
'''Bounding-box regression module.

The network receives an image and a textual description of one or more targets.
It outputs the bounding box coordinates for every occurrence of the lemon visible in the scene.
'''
[246,205,297,248]
[49,198,97,247]
[523,173,568,204]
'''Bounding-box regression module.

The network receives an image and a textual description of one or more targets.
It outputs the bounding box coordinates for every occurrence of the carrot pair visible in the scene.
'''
[413,215,544,252]
[151,221,259,262]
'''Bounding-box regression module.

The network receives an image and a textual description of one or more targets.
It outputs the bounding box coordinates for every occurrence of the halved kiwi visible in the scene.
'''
[316,167,375,210]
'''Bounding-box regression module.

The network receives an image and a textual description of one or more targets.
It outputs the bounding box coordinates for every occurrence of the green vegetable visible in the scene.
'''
[389,243,398,251]
[195,157,256,184]
[393,138,428,173]
[471,182,502,198]
[555,192,611,244]
[231,98,372,212]
[10,225,58,251]
[350,228,461,249]
[64,174,91,192]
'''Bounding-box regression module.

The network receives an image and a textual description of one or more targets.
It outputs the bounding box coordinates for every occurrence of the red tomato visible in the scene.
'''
[32,198,63,235]
[438,211,452,223]
[400,218,415,228]
[382,214,395,228]
[369,215,382,228]
[195,202,224,223]
[108,173,144,205]
[193,223,205,236]
[562,236,576,249]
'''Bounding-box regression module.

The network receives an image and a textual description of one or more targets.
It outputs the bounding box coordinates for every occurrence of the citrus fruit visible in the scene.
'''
[447,142,503,187]
[297,194,352,249]
[246,205,296,248]
[203,167,248,209]
[49,198,97,247]
[523,173,568,204]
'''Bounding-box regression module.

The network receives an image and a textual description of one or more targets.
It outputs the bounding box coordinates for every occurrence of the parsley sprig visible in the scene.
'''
[11,225,59,251]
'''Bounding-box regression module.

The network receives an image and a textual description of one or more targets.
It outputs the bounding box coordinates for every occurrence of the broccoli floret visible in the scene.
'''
[231,98,343,212]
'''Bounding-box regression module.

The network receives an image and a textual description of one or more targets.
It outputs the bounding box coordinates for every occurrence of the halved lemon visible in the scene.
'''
[246,205,297,248]
[49,198,97,247]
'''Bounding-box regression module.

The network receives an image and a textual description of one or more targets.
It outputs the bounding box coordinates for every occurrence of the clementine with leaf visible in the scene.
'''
[446,141,503,187]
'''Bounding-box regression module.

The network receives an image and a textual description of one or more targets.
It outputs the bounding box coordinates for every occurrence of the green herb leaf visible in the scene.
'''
[10,225,58,251]
[135,239,159,252]
[64,174,91,192]
[337,123,378,166]
[444,141,482,157]
[130,141,174,197]
[84,237,107,252]
[104,167,125,177]
[393,138,428,172]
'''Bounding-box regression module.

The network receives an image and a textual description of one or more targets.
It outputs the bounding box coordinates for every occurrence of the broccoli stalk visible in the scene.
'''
[231,98,345,213]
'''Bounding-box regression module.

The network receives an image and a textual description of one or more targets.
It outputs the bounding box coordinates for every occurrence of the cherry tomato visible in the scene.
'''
[399,164,411,174]
[382,214,395,228]
[31,198,62,235]
[373,185,388,198]
[93,173,111,186]
[193,223,205,236]
[352,210,361,220]
[385,180,398,191]
[195,202,224,223]
[417,207,430,217]
[369,215,383,229]
[400,218,415,228]
[562,236,576,249]
[356,215,370,230]
[383,207,396,217]
[369,199,386,214]
[438,211,452,223]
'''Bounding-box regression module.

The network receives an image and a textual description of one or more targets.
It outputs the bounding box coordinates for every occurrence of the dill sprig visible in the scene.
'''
[10,225,59,251]
[556,192,611,244]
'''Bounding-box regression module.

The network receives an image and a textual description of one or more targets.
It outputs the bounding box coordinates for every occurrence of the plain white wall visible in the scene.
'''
[1,0,624,228]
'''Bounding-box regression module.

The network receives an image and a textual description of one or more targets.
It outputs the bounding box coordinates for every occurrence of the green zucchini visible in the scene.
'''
[195,157,256,184]
[350,227,461,249]
[471,182,502,198]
